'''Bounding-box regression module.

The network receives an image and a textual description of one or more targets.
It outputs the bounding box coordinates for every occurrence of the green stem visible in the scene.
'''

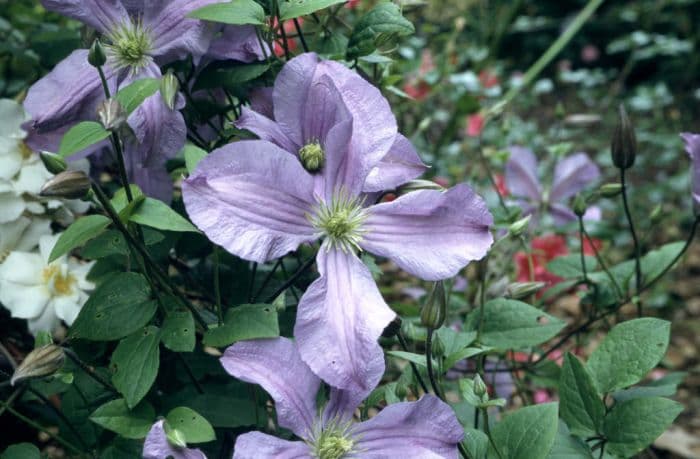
[425,328,444,399]
[620,168,642,316]
[213,246,223,325]
[581,223,625,299]
[397,331,429,394]
[482,407,504,459]
[578,216,590,284]
[64,348,118,394]
[292,18,309,53]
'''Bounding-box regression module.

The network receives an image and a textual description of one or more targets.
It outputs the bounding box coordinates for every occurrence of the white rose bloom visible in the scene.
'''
[0,233,94,335]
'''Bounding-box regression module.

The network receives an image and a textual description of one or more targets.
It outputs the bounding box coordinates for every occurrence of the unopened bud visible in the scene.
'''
[508,215,531,237]
[599,183,622,198]
[431,333,445,357]
[611,104,637,169]
[420,281,446,329]
[166,426,187,448]
[88,39,107,68]
[298,142,325,173]
[381,316,402,338]
[39,152,67,174]
[397,179,444,195]
[473,374,488,399]
[97,99,126,131]
[506,281,546,300]
[40,170,91,200]
[573,194,587,217]
[160,70,180,110]
[395,383,408,399]
[11,344,65,386]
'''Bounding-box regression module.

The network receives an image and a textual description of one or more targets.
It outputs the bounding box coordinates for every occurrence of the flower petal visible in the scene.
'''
[235,107,298,152]
[322,387,367,424]
[352,395,463,459]
[681,132,700,204]
[27,305,61,336]
[143,420,206,459]
[361,185,493,280]
[364,134,427,192]
[295,248,394,394]
[0,192,26,224]
[550,152,600,201]
[207,25,267,63]
[220,338,319,439]
[182,140,317,263]
[233,432,310,459]
[40,0,128,34]
[505,146,541,201]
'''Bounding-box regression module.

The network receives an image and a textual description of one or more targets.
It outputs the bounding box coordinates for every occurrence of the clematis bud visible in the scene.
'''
[473,374,488,400]
[506,281,546,299]
[431,333,445,357]
[611,104,637,170]
[573,193,587,217]
[298,142,324,172]
[40,170,91,199]
[599,183,622,198]
[508,215,531,238]
[160,70,180,110]
[420,281,446,329]
[97,99,126,132]
[39,152,67,174]
[397,179,444,195]
[11,344,65,386]
[88,39,107,68]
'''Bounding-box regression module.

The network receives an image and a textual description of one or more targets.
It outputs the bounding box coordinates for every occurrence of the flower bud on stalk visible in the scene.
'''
[97,99,127,132]
[473,374,488,401]
[160,70,180,110]
[420,281,446,329]
[611,104,637,170]
[11,344,65,386]
[431,334,446,358]
[599,183,622,198]
[573,193,587,217]
[39,152,67,174]
[40,170,91,200]
[506,281,546,300]
[397,179,444,196]
[508,215,531,238]
[88,39,107,68]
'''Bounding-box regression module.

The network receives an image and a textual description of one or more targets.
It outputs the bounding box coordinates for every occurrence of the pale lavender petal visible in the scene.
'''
[364,134,427,192]
[549,203,577,226]
[233,432,310,459]
[322,387,367,424]
[40,0,128,34]
[146,0,222,63]
[584,205,601,222]
[505,146,542,201]
[361,184,493,281]
[295,248,394,394]
[681,132,700,204]
[235,107,298,152]
[249,87,274,119]
[220,338,319,439]
[272,53,320,147]
[352,395,463,459]
[550,152,600,201]
[207,25,266,63]
[182,140,318,263]
[143,420,206,459]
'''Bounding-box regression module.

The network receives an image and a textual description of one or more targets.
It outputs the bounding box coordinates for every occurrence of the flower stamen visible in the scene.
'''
[309,193,367,253]
[106,19,153,71]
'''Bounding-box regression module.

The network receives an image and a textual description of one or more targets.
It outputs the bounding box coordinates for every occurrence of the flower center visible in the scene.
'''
[309,419,355,459]
[299,141,325,172]
[19,142,33,160]
[42,264,76,297]
[317,436,353,459]
[106,20,152,71]
[310,193,367,252]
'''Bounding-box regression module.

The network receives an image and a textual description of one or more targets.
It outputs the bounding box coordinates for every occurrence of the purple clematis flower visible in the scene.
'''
[143,420,206,459]
[681,133,700,207]
[183,53,493,394]
[222,337,464,459]
[505,146,601,225]
[23,0,256,201]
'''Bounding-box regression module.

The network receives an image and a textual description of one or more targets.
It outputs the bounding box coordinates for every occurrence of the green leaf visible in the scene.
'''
[587,318,670,393]
[546,254,598,279]
[603,397,682,457]
[49,215,111,262]
[640,241,685,284]
[559,353,605,437]
[347,2,414,59]
[279,0,346,20]
[165,407,215,443]
[111,326,161,408]
[115,78,160,114]
[613,371,686,402]
[188,0,266,25]
[463,428,489,459]
[490,403,559,459]
[466,299,566,349]
[458,378,483,407]
[386,350,436,368]
[89,398,155,439]
[129,197,199,233]
[161,307,195,353]
[58,121,111,158]
[187,394,257,428]
[111,185,145,214]
[70,272,157,341]
[81,230,129,259]
[193,62,270,91]
[1,444,40,459]
[547,421,594,459]
[184,144,207,174]
[444,347,487,371]
[202,304,279,347]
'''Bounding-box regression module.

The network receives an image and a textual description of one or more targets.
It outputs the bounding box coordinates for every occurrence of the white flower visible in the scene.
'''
[0,233,94,335]
[0,216,51,262]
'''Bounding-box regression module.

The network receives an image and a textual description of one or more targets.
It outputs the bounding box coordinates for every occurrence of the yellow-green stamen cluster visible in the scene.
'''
[106,20,152,71]
[308,419,355,459]
[310,193,367,253]
[299,141,325,172]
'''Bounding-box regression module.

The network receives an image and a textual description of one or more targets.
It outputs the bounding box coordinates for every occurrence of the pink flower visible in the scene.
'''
[466,114,484,137]
[533,389,553,404]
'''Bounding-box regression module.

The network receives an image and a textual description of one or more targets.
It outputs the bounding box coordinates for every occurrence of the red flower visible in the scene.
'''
[582,236,602,256]
[494,173,508,197]
[515,235,569,285]
[465,114,484,137]
[346,0,361,8]
[479,69,499,89]
[272,18,301,57]
[403,79,431,101]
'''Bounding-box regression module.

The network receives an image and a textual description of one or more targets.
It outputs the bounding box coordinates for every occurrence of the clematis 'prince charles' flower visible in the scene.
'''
[183,53,493,394]
[23,0,257,201]
[222,338,464,459]
[506,146,600,225]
